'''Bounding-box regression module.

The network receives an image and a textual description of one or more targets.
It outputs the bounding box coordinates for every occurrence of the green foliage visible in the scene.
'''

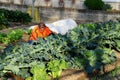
[8,29,23,42]
[96,20,120,50]
[65,20,118,73]
[1,19,120,79]
[0,8,32,23]
[102,4,112,10]
[7,10,32,23]
[47,59,67,79]
[101,48,116,64]
[0,12,8,30]
[84,0,104,10]
[115,40,120,51]
[0,32,7,42]
[109,67,120,77]
[83,23,96,30]
[0,34,69,78]
[0,29,23,45]
[117,18,120,23]
[30,64,50,80]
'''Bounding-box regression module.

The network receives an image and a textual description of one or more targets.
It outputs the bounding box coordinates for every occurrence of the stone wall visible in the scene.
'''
[0,0,86,9]
[0,0,120,10]
[0,2,120,23]
[104,2,120,10]
[39,7,120,23]
[0,2,27,12]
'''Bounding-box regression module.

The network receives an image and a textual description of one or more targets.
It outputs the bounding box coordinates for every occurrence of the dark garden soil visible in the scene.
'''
[1,22,120,80]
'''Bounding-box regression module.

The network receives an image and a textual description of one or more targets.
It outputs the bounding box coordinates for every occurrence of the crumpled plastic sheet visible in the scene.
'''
[29,19,77,35]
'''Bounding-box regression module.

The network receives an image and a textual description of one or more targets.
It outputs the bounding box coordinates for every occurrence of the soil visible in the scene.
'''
[59,69,89,80]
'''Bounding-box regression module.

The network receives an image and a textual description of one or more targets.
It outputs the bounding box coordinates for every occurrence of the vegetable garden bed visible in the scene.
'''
[1,19,120,80]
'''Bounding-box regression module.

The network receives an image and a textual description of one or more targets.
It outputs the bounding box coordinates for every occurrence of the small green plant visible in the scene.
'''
[0,13,8,30]
[0,32,7,42]
[0,29,23,45]
[0,46,3,50]
[28,64,50,80]
[47,59,67,79]
[102,4,112,11]
[109,67,120,77]
[7,29,23,42]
